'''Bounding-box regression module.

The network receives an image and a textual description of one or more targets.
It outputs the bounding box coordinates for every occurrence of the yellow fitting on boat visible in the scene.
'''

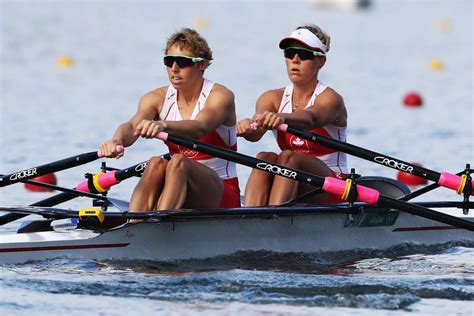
[457,174,468,194]
[92,171,108,193]
[79,208,105,223]
[341,179,352,200]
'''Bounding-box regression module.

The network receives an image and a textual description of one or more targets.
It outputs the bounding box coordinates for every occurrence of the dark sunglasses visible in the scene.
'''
[283,47,325,61]
[163,55,204,68]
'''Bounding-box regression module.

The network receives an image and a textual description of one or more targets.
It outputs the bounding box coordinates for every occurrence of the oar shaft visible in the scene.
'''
[283,125,439,179]
[0,153,171,225]
[157,132,474,231]
[280,125,473,195]
[0,151,100,187]
[378,195,473,229]
[74,153,170,193]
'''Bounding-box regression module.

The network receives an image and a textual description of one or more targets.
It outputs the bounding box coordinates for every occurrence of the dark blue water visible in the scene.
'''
[1,244,473,314]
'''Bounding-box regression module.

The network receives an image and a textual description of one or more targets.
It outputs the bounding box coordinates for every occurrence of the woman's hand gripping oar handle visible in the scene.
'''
[97,144,124,159]
[277,123,474,196]
[75,145,126,193]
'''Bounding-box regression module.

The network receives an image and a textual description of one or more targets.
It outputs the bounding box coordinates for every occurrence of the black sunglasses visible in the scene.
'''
[163,55,204,68]
[283,47,324,61]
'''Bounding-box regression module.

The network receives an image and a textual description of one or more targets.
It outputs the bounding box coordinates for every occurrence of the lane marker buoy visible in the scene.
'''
[403,92,423,107]
[56,55,74,68]
[24,173,57,192]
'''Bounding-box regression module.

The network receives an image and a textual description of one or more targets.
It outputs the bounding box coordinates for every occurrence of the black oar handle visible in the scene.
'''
[280,124,473,195]
[157,132,474,231]
[0,151,100,187]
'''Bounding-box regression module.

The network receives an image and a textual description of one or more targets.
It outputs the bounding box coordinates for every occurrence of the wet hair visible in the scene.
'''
[296,24,331,53]
[165,28,213,61]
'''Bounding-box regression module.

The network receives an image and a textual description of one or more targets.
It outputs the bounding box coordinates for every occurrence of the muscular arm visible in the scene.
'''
[116,92,163,146]
[280,88,346,129]
[100,89,164,157]
[238,90,281,142]
[164,85,236,139]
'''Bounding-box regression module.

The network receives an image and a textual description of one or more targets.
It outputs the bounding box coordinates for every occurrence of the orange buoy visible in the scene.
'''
[397,163,428,186]
[403,92,423,107]
[24,173,57,192]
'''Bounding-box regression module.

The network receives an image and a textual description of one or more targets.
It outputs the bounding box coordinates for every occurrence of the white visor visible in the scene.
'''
[279,28,327,54]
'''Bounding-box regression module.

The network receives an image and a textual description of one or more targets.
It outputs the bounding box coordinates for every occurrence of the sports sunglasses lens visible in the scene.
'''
[163,56,174,67]
[164,56,194,68]
[284,49,297,59]
[298,50,314,60]
[284,48,314,60]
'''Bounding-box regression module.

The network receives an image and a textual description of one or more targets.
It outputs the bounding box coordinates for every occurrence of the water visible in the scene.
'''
[1,0,473,314]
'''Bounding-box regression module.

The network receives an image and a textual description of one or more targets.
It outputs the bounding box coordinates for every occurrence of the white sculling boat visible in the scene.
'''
[1,126,473,265]
[1,177,472,265]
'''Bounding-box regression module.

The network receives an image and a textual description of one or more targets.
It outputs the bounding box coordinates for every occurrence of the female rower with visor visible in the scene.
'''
[237,24,349,206]
[100,28,240,212]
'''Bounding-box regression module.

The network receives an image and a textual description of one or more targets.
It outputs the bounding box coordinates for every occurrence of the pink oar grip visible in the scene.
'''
[250,123,288,131]
[438,172,474,195]
[97,171,120,189]
[156,132,169,141]
[98,145,124,158]
[75,171,119,193]
[322,177,380,204]
[277,124,288,132]
[76,180,91,193]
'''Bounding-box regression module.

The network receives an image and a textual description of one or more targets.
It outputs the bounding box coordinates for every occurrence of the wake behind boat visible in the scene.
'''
[0,128,472,265]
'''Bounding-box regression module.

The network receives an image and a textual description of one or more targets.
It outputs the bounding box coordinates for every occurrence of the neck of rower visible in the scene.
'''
[177,77,204,108]
[292,77,318,109]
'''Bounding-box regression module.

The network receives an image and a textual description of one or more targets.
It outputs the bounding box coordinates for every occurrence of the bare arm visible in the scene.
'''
[256,88,346,130]
[100,89,164,157]
[281,88,346,129]
[135,84,236,140]
[237,90,281,142]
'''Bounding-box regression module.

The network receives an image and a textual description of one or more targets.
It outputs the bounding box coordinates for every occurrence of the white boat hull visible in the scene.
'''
[1,209,473,264]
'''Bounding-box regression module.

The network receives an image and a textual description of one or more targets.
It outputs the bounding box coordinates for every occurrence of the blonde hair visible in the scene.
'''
[296,24,331,53]
[165,28,213,61]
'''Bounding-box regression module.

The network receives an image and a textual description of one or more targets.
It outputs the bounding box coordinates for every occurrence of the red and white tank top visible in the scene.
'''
[159,79,238,180]
[274,82,349,175]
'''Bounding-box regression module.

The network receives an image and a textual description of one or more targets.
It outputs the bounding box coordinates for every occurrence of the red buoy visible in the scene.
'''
[403,92,423,107]
[24,173,57,192]
[397,163,428,186]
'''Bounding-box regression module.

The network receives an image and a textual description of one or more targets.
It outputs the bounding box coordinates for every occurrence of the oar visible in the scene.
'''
[2,200,472,222]
[0,151,101,187]
[276,124,473,196]
[156,132,474,231]
[0,151,102,225]
[10,178,129,209]
[0,154,171,225]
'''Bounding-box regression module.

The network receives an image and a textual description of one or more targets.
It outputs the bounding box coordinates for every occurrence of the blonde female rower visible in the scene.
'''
[237,24,349,206]
[101,28,240,212]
